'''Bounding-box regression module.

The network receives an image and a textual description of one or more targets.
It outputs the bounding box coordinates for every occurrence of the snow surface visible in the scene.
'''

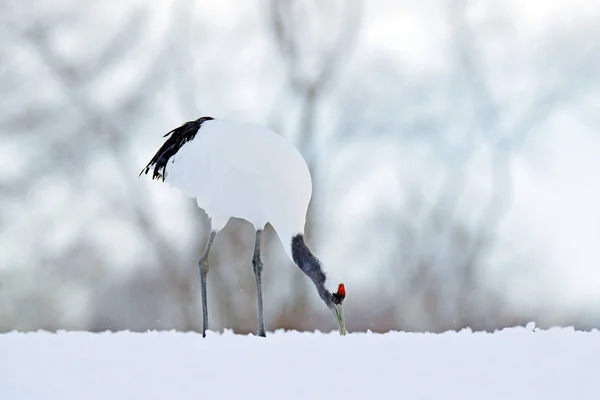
[1,326,599,399]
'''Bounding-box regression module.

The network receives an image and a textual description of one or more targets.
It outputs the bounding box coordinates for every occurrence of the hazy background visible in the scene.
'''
[1,0,599,334]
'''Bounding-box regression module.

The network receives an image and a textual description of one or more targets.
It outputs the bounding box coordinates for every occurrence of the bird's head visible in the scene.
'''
[289,234,347,335]
[327,283,347,335]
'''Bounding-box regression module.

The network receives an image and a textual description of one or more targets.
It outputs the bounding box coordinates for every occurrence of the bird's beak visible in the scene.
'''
[332,303,347,335]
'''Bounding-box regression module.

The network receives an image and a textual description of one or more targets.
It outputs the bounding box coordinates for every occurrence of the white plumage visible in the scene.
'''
[140,116,347,337]
[166,119,311,260]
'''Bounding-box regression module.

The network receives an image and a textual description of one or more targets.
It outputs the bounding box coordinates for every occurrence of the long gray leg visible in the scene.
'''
[252,229,266,337]
[199,229,217,338]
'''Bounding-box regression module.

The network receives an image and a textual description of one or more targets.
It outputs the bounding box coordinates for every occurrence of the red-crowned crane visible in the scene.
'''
[139,116,347,337]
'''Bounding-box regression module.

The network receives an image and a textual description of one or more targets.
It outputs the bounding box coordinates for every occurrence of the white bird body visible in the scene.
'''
[165,119,312,260]
[140,116,346,337]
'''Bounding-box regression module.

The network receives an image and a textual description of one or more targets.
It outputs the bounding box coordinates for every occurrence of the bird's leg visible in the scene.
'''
[199,230,217,338]
[252,229,266,337]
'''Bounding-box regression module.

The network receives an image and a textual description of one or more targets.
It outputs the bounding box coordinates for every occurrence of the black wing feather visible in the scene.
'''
[139,116,214,181]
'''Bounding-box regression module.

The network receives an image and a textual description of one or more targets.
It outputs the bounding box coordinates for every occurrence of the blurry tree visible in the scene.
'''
[0,0,205,332]
[264,0,363,330]
[1,0,599,334]
[330,0,600,332]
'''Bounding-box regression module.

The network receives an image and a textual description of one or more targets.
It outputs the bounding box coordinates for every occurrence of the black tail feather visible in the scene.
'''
[139,116,214,181]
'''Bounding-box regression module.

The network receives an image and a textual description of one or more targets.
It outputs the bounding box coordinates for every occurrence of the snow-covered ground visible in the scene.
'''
[1,325,598,399]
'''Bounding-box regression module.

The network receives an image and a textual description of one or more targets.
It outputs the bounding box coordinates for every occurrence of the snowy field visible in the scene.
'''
[1,325,599,399]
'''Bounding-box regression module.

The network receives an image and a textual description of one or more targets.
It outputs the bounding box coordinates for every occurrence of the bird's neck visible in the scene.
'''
[290,234,331,305]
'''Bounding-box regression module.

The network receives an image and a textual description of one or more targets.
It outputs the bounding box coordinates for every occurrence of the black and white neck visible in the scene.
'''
[290,234,343,308]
